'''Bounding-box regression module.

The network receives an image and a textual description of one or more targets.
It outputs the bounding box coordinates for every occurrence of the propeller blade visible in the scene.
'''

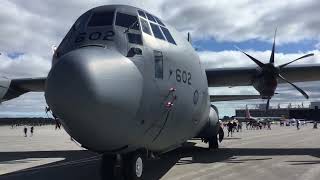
[279,53,314,69]
[266,99,270,111]
[235,46,265,67]
[278,74,309,99]
[269,29,277,64]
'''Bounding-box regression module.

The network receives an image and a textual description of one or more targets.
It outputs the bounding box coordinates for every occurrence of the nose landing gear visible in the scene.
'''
[123,151,145,180]
[100,150,146,180]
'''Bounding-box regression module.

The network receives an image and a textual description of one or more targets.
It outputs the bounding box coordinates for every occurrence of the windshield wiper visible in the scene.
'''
[124,20,138,33]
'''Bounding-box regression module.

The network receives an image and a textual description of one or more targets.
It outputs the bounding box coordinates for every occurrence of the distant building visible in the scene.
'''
[310,102,320,110]
[236,101,320,121]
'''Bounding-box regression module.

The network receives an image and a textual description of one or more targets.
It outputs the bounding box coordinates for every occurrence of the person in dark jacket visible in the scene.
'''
[30,126,34,136]
[227,121,233,137]
[23,126,27,137]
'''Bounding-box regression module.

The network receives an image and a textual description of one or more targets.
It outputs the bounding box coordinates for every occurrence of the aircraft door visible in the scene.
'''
[144,50,176,143]
[153,50,176,96]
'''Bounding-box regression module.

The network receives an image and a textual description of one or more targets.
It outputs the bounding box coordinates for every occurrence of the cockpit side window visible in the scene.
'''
[160,27,176,45]
[146,13,156,23]
[88,11,114,27]
[138,10,146,18]
[150,23,166,40]
[127,33,143,45]
[140,18,152,35]
[115,12,139,30]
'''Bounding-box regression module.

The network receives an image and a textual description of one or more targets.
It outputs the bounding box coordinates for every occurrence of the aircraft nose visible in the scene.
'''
[45,47,143,151]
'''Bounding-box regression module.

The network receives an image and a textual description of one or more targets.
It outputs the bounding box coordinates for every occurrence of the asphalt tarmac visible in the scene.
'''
[0,123,319,180]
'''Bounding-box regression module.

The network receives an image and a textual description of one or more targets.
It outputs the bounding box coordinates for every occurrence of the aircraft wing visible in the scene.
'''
[0,77,46,102]
[206,64,320,87]
[210,95,262,102]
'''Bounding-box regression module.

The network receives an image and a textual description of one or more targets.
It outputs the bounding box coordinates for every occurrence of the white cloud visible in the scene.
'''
[0,0,320,117]
[0,53,50,78]
[200,50,320,69]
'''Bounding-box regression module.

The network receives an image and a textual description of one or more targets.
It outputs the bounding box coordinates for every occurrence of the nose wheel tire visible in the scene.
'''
[123,151,145,180]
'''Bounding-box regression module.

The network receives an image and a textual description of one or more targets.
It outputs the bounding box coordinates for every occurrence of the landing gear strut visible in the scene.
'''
[208,135,219,149]
[100,151,146,180]
[100,154,117,179]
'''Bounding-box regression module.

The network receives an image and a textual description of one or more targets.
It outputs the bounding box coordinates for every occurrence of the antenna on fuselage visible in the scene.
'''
[187,32,192,44]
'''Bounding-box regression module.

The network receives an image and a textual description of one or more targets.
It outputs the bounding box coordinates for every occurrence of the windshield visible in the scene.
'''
[115,12,139,30]
[88,11,115,27]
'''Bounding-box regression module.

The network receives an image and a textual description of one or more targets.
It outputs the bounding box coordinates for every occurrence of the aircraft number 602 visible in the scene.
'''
[75,31,115,43]
[176,69,191,85]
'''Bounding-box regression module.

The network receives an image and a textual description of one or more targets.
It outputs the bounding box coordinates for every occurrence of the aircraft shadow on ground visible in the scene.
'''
[144,142,320,179]
[1,143,320,180]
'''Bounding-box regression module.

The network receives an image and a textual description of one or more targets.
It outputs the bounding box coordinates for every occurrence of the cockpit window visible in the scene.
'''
[154,16,165,27]
[160,27,176,45]
[146,13,156,23]
[116,12,139,30]
[138,10,146,18]
[140,18,152,35]
[127,33,143,45]
[88,11,114,27]
[150,23,165,40]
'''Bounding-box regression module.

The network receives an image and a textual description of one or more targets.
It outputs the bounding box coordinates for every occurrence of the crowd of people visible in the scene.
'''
[222,118,318,138]
[23,126,34,137]
[224,120,243,137]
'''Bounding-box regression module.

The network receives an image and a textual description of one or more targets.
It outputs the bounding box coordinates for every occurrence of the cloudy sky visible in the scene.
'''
[0,0,320,117]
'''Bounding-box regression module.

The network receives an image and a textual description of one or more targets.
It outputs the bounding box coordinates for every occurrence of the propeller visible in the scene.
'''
[238,29,314,110]
[266,99,270,111]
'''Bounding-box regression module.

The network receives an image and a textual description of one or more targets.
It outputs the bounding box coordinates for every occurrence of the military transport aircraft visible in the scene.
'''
[0,4,319,180]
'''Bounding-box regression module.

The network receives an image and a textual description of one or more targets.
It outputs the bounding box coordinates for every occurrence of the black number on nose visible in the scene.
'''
[89,32,102,40]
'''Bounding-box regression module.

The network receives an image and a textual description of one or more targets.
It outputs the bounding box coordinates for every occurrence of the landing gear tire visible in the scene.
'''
[208,135,219,149]
[123,151,145,180]
[100,154,116,180]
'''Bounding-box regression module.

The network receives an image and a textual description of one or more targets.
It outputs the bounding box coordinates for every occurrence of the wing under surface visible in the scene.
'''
[206,64,320,87]
[0,77,46,102]
[210,95,262,102]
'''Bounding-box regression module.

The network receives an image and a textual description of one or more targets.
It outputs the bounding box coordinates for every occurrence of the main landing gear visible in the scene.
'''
[207,126,224,150]
[208,135,219,149]
[100,150,146,180]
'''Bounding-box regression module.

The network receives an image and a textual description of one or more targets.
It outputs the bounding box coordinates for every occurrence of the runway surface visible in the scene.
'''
[0,124,319,180]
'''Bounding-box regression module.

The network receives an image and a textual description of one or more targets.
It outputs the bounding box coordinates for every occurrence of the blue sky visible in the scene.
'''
[194,38,319,53]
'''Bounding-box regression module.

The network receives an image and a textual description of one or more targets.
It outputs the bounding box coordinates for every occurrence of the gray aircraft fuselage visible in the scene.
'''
[45,5,216,154]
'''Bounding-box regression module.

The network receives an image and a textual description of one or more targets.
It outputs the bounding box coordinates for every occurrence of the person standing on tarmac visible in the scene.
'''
[227,121,233,137]
[23,126,27,137]
[296,119,300,130]
[267,121,272,130]
[232,121,237,132]
[237,122,242,132]
[30,126,34,136]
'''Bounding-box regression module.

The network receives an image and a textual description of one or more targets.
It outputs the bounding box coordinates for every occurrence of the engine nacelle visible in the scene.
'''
[0,78,10,102]
[196,105,220,139]
[252,69,278,98]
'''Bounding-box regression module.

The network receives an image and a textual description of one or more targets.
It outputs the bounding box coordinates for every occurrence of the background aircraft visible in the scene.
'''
[235,105,282,122]
[0,4,319,180]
